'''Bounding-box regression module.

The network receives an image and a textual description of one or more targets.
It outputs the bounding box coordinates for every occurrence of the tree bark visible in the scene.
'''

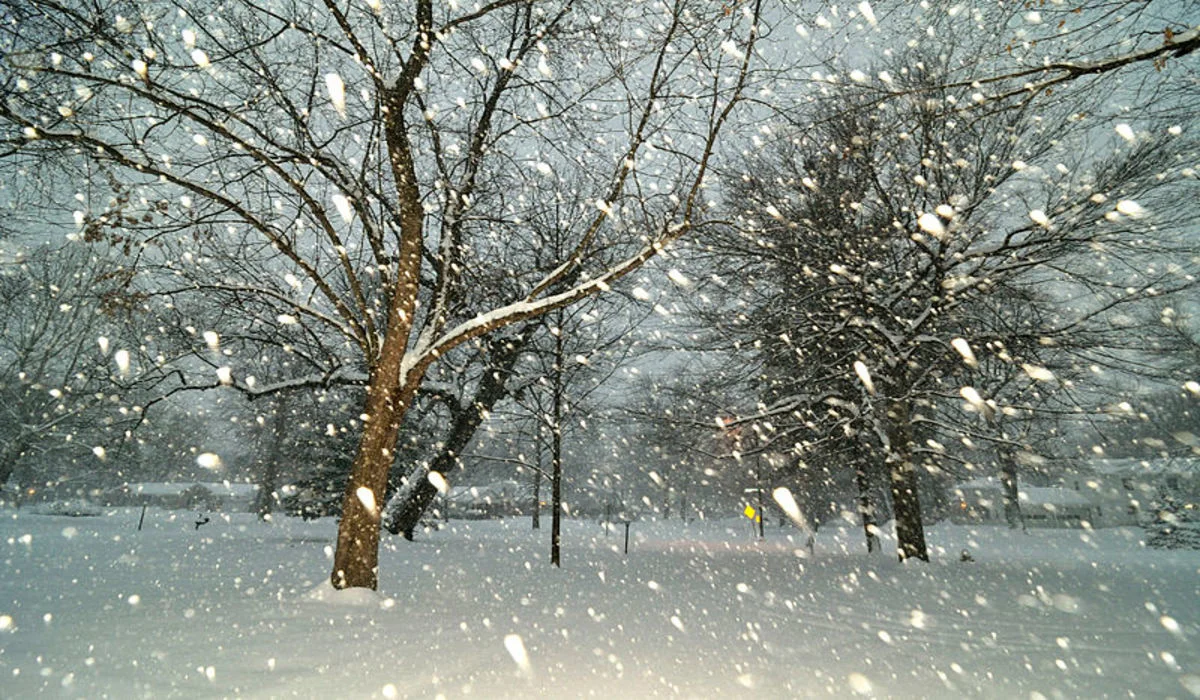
[887,398,929,562]
[330,251,424,587]
[756,466,765,540]
[383,420,469,541]
[254,461,280,519]
[332,368,422,589]
[331,59,430,589]
[331,184,425,587]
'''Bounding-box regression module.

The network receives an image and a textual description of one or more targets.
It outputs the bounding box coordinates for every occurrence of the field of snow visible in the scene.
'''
[2,508,1198,698]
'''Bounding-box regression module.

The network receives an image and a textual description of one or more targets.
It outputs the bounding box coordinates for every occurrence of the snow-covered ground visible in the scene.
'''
[2,509,1198,698]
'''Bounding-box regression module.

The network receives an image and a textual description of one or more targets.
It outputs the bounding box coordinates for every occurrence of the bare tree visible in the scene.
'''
[694,43,1198,560]
[2,0,764,588]
[0,243,154,495]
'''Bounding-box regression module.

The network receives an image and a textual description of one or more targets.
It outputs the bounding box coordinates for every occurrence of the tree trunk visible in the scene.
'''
[383,328,532,539]
[387,461,443,541]
[550,314,565,567]
[887,398,929,562]
[531,450,541,530]
[0,457,18,495]
[254,460,280,519]
[855,460,880,553]
[254,397,287,520]
[999,454,1025,530]
[332,370,421,589]
[550,411,563,566]
[331,76,430,589]
[0,438,29,494]
[331,228,425,587]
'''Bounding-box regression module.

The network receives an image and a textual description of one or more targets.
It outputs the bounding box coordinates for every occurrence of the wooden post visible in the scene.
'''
[137,504,147,531]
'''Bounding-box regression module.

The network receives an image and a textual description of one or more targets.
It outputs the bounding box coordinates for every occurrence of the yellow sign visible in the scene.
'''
[743,505,757,520]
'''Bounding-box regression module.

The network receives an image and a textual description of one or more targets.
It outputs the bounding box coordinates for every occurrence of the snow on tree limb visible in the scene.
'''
[923,26,1199,106]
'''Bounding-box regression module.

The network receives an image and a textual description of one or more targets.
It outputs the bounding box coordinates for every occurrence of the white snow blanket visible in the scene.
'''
[1,509,1197,697]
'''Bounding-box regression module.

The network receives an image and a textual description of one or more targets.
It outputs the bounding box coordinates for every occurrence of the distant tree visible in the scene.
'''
[281,463,349,520]
[700,45,1198,560]
[1138,312,1200,454]
[623,368,768,522]
[0,243,152,496]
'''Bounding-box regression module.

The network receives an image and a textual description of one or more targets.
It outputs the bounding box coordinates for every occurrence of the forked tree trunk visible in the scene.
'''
[887,398,929,563]
[383,329,531,540]
[329,0,759,588]
[332,68,431,589]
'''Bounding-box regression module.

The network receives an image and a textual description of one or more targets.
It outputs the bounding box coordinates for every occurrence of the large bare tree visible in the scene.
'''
[1,0,764,588]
